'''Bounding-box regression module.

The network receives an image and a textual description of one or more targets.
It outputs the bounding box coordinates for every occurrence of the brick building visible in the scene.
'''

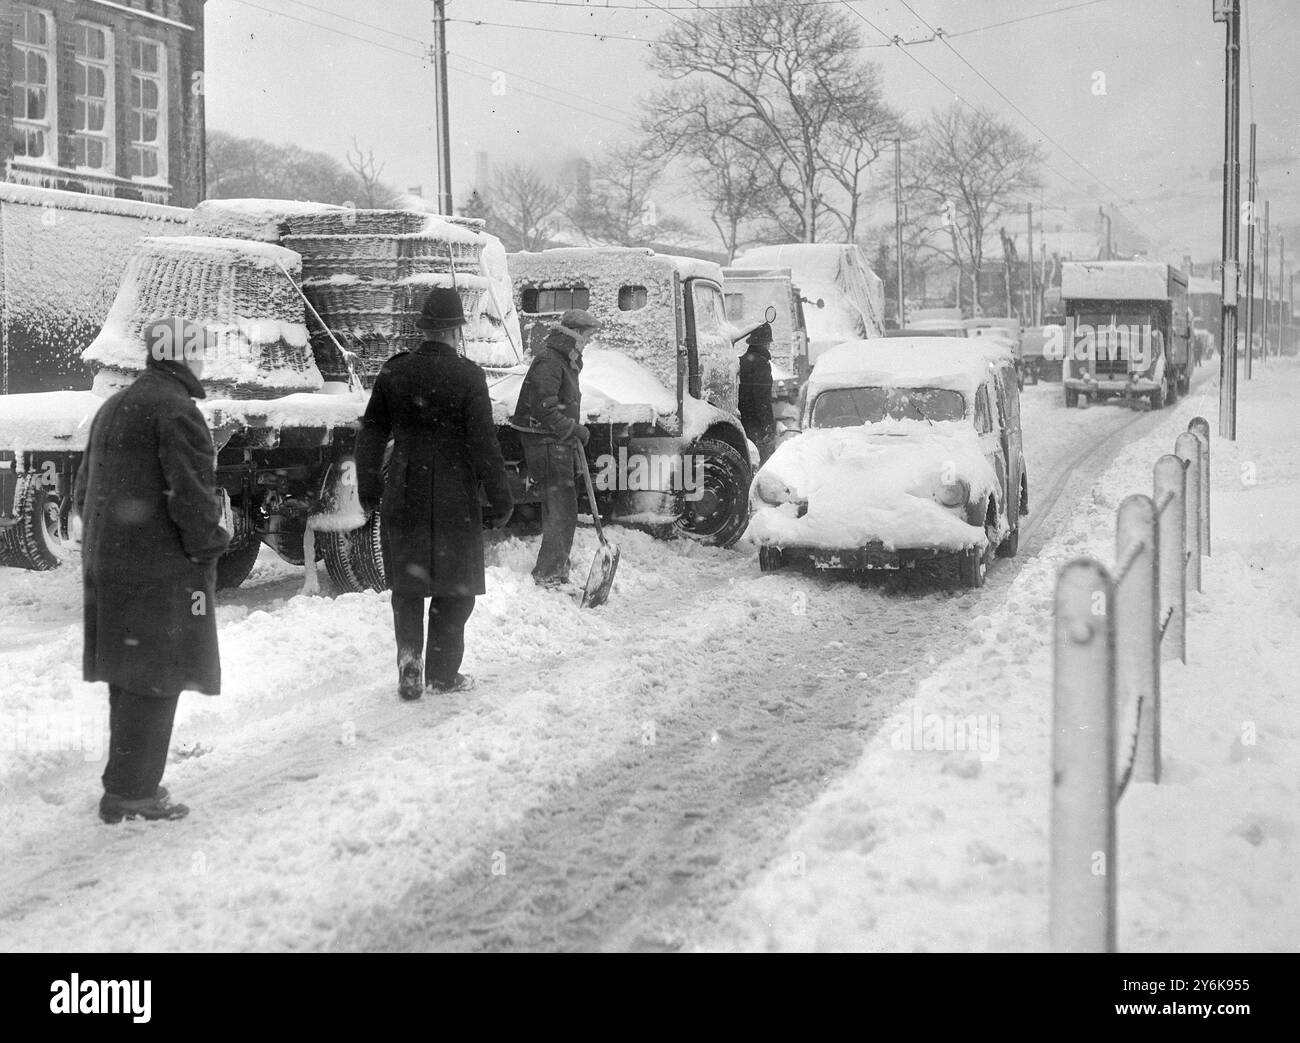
[1,0,205,207]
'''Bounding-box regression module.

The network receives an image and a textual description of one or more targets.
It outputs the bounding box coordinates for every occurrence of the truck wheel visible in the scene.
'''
[0,474,65,570]
[1064,388,1079,408]
[674,437,750,548]
[758,545,783,572]
[1149,379,1166,410]
[322,511,387,592]
[216,539,262,590]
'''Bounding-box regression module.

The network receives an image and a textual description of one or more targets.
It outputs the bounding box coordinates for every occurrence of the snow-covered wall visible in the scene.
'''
[0,185,190,394]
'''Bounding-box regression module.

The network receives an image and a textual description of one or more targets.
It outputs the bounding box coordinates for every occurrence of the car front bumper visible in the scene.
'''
[1063,375,1159,394]
[768,541,963,571]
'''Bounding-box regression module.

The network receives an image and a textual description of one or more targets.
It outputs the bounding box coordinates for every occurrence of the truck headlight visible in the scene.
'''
[936,478,969,508]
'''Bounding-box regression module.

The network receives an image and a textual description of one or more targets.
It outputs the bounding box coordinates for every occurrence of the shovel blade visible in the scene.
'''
[580,543,620,608]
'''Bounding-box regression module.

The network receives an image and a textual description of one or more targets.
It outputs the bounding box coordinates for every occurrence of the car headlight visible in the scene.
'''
[936,478,969,508]
[755,472,798,507]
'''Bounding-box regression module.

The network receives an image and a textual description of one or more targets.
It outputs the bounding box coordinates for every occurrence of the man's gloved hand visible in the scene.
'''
[485,504,513,530]
[574,424,591,447]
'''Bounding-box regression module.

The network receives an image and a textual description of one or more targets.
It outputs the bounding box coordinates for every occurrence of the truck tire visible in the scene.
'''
[322,512,387,593]
[1064,388,1079,408]
[1149,378,1166,410]
[0,474,65,570]
[216,539,261,590]
[673,437,750,548]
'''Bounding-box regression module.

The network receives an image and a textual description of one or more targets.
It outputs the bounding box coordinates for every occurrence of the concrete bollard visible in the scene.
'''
[1115,495,1160,785]
[1153,455,1187,664]
[1188,417,1211,555]
[1175,432,1203,594]
[1050,558,1117,953]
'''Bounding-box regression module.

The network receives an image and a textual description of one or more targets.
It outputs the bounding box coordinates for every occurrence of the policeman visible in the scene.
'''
[356,288,513,700]
[738,322,777,463]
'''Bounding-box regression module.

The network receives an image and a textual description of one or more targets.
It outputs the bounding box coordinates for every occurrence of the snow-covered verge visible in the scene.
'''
[702,360,1300,952]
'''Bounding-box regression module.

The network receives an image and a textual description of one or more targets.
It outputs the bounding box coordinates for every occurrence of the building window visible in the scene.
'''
[128,37,165,181]
[74,23,113,173]
[11,7,55,163]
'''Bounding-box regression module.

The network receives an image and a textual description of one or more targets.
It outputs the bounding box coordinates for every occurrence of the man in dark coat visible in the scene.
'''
[355,287,513,701]
[739,322,777,463]
[508,308,599,588]
[74,317,231,824]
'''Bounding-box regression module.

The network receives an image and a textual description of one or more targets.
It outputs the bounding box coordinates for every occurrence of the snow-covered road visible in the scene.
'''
[0,368,1212,951]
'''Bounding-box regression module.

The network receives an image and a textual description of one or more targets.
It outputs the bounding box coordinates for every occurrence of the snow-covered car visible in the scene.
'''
[744,338,1028,587]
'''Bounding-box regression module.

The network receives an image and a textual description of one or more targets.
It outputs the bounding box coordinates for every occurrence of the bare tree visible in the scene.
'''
[345,139,394,208]
[904,104,1044,313]
[562,141,693,247]
[490,161,566,252]
[206,131,373,204]
[647,1,900,244]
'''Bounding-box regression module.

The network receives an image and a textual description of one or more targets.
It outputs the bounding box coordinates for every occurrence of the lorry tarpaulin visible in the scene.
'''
[732,243,885,363]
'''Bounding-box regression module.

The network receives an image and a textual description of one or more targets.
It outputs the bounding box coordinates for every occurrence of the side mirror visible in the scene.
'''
[764,304,778,324]
[816,298,825,310]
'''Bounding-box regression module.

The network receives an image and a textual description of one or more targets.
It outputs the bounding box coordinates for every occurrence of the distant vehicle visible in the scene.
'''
[722,265,811,390]
[1019,325,1061,383]
[731,243,886,367]
[745,336,1028,588]
[886,326,966,339]
[964,317,1024,388]
[1060,262,1191,409]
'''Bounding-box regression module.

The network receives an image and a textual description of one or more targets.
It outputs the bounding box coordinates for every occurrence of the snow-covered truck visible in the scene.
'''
[730,243,886,367]
[721,265,811,388]
[492,247,760,547]
[0,198,518,590]
[1059,261,1191,409]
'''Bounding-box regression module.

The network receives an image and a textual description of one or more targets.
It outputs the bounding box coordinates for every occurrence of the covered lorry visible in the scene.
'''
[1059,261,1191,409]
[496,247,759,548]
[721,265,810,388]
[730,243,885,367]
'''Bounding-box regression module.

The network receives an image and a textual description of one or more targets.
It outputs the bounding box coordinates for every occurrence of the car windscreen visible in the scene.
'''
[810,386,967,427]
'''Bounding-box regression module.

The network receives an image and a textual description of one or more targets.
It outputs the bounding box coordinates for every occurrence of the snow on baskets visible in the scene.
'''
[81,235,320,399]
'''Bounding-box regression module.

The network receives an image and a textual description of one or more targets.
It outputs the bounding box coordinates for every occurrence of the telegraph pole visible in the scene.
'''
[1244,123,1257,378]
[894,138,905,326]
[1214,0,1241,440]
[1027,204,1036,324]
[432,0,453,214]
[1276,233,1285,355]
[1261,201,1270,360]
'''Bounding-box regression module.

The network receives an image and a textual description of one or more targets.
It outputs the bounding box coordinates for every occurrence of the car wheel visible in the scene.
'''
[1064,388,1079,408]
[1150,379,1166,410]
[758,545,783,572]
[996,526,1020,558]
[673,437,750,548]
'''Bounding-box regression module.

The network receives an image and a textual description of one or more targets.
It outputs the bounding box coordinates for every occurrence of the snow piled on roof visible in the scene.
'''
[0,391,102,454]
[745,420,997,552]
[732,243,885,355]
[810,338,997,398]
[1061,261,1177,300]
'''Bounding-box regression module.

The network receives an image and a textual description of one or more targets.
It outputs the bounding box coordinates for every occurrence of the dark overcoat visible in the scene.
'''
[355,339,512,598]
[508,329,584,443]
[738,344,776,443]
[74,358,230,697]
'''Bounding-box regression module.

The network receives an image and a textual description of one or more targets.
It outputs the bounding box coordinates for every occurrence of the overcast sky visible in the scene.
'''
[204,0,1299,268]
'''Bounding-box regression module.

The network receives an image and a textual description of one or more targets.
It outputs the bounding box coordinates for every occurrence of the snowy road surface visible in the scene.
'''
[0,369,1216,950]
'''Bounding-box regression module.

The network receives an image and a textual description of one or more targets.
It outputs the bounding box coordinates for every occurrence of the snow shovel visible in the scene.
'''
[576,446,619,608]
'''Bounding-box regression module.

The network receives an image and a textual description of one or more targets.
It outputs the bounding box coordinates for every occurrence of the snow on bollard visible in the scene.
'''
[1188,417,1211,556]
[1050,558,1117,954]
[1114,495,1160,785]
[1174,432,1203,594]
[1153,455,1187,664]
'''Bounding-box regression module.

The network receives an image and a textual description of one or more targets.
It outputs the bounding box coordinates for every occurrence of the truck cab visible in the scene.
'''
[494,248,759,547]
[1060,262,1191,409]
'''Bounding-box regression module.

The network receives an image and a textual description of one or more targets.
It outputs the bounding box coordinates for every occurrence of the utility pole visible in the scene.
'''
[1214,0,1241,440]
[1027,204,1037,325]
[1276,233,1285,356]
[1244,123,1257,378]
[1261,200,1270,360]
[432,0,453,214]
[1098,206,1112,260]
[894,138,905,327]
